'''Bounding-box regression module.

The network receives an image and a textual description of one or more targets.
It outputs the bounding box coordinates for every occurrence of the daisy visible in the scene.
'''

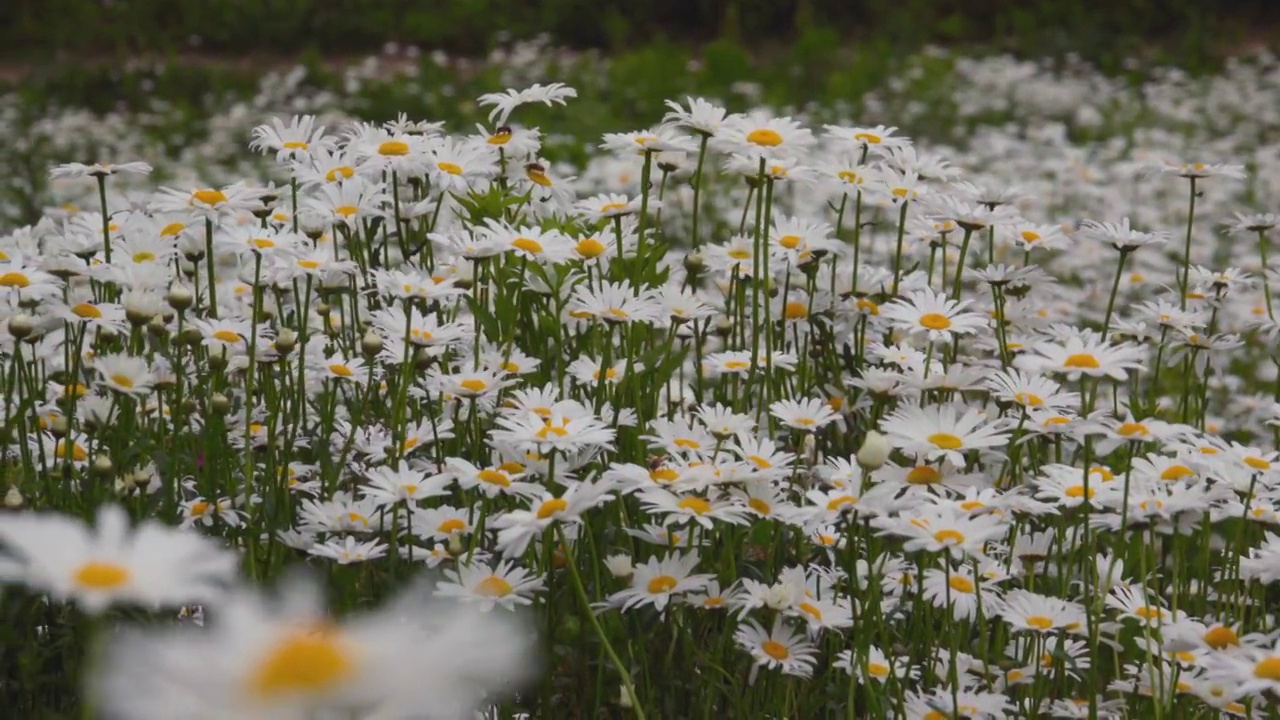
[435,560,545,611]
[879,404,1009,467]
[477,82,577,125]
[1022,333,1146,381]
[306,536,389,565]
[249,115,334,163]
[881,288,989,342]
[93,353,155,396]
[361,462,451,507]
[489,482,614,557]
[152,182,267,220]
[661,96,729,137]
[996,589,1088,634]
[874,504,1006,561]
[0,504,237,614]
[606,551,713,612]
[491,406,617,455]
[716,112,814,159]
[444,457,543,499]
[412,505,474,542]
[921,565,999,620]
[50,161,152,179]
[734,617,819,678]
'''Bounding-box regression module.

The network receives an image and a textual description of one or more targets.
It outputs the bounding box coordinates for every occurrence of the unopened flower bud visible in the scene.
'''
[856,431,891,471]
[447,534,465,557]
[604,554,634,578]
[91,454,114,478]
[273,329,298,356]
[4,486,23,509]
[168,284,194,311]
[361,331,384,357]
[210,393,231,415]
[8,314,35,339]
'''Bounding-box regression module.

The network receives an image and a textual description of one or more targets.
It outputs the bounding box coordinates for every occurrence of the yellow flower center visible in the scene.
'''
[1025,615,1055,630]
[674,438,701,450]
[325,166,355,182]
[856,298,880,315]
[651,467,679,483]
[723,360,750,371]
[1204,626,1240,649]
[72,302,102,319]
[784,301,808,320]
[906,466,942,485]
[678,497,712,515]
[328,364,353,377]
[378,140,410,156]
[1020,230,1041,242]
[778,234,802,250]
[867,661,890,677]
[1116,422,1148,437]
[727,249,751,260]
[249,626,354,698]
[512,237,543,254]
[527,169,553,187]
[928,433,963,450]
[919,312,952,330]
[477,469,512,487]
[459,379,488,394]
[1254,657,1280,681]
[110,374,134,389]
[647,575,679,594]
[536,498,567,520]
[1063,353,1100,369]
[1065,485,1093,499]
[437,161,463,175]
[192,189,227,206]
[576,238,606,258]
[798,601,823,620]
[746,129,784,147]
[132,251,157,263]
[934,529,966,545]
[73,560,131,589]
[1134,606,1165,621]
[55,440,88,462]
[854,132,882,144]
[212,329,242,344]
[476,576,513,598]
[0,272,30,288]
[1014,392,1044,407]
[948,575,975,593]
[761,640,790,660]
[1160,465,1194,481]
[1246,456,1272,471]
[826,495,857,511]
[160,222,186,236]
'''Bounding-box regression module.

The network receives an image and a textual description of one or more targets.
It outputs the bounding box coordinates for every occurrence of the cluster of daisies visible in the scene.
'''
[4,71,1280,719]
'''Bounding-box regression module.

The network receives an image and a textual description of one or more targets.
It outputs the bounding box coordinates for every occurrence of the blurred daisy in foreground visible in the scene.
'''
[90,577,537,720]
[0,504,238,614]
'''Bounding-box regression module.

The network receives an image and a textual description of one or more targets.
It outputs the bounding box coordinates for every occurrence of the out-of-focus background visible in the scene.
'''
[6,0,1278,67]
[2,0,1279,229]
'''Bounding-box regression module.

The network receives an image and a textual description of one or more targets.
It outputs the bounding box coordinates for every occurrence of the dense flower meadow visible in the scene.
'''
[7,47,1280,718]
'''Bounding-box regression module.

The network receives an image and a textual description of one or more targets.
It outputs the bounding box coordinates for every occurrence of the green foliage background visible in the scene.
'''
[4,0,1277,70]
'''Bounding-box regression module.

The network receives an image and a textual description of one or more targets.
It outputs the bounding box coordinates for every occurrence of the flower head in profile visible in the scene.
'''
[478,82,577,125]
